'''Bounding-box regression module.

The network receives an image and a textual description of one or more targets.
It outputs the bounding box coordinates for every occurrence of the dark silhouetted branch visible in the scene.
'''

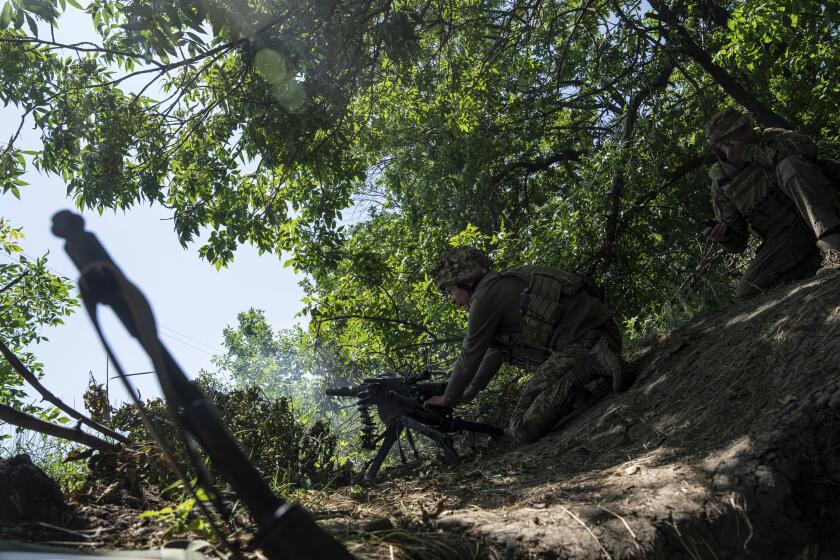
[490,149,581,186]
[0,339,129,443]
[0,403,118,451]
[650,0,792,129]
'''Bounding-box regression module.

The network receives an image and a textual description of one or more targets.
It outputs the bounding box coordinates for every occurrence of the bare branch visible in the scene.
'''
[0,402,118,451]
[0,338,129,443]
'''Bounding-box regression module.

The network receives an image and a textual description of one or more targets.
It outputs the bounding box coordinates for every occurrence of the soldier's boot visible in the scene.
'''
[585,337,636,393]
[818,248,840,275]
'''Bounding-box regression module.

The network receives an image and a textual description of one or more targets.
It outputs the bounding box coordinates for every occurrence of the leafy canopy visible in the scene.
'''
[1,0,837,379]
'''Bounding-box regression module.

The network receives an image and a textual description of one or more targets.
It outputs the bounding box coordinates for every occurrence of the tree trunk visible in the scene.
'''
[590,58,676,277]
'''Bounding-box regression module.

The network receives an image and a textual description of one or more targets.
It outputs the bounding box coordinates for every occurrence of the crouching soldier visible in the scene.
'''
[423,247,634,444]
[704,108,840,299]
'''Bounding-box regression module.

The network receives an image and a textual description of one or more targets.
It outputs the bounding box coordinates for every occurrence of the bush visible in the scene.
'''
[106,374,338,492]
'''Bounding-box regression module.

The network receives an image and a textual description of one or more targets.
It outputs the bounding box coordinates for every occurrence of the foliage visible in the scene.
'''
[138,489,214,541]
[212,309,319,399]
[107,372,339,491]
[0,218,77,415]
[2,0,833,271]
[82,381,112,425]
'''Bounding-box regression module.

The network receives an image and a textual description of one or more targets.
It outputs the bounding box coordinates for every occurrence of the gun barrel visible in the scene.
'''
[325,385,363,397]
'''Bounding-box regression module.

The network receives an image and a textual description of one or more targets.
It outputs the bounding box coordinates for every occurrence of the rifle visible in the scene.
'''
[326,370,503,481]
[52,211,351,560]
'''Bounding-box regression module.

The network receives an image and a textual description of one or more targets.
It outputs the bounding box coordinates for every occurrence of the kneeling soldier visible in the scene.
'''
[423,247,634,444]
[704,108,840,299]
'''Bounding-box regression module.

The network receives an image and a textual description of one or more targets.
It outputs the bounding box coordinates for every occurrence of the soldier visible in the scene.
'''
[704,108,840,299]
[422,247,634,444]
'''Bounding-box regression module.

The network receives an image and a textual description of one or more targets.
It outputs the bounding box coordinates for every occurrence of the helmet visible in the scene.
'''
[430,246,492,290]
[704,108,752,143]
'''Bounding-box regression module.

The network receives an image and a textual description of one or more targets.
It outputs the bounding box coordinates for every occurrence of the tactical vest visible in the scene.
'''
[722,164,798,238]
[500,266,586,352]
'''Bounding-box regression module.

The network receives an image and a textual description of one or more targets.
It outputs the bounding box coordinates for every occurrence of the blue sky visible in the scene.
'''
[1,7,306,410]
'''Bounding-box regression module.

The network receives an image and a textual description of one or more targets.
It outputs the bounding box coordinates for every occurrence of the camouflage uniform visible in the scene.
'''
[705,109,840,298]
[432,248,630,444]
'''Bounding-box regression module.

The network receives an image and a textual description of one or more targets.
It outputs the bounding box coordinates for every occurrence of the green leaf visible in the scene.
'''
[0,2,12,29]
[25,13,38,37]
[65,0,82,8]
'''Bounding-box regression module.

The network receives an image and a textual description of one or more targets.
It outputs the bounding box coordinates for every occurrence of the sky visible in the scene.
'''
[1,7,306,411]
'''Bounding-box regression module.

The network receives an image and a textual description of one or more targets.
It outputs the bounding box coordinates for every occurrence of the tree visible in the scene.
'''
[1,0,837,381]
[0,218,77,415]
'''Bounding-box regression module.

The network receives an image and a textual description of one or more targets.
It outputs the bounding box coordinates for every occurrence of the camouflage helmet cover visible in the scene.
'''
[704,108,753,143]
[430,246,493,290]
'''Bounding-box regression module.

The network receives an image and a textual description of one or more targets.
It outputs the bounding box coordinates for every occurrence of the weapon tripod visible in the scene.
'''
[327,372,503,480]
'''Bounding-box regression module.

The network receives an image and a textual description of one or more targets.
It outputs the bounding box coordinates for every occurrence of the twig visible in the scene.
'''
[597,504,642,552]
[729,494,754,550]
[420,498,447,525]
[0,269,29,295]
[558,505,613,560]
[35,522,102,540]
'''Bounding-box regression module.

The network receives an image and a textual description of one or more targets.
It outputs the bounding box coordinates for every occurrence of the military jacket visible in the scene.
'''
[443,269,611,401]
[711,128,818,251]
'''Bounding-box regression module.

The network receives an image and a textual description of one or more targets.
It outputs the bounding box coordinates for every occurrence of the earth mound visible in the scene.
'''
[316,271,840,559]
[0,454,70,524]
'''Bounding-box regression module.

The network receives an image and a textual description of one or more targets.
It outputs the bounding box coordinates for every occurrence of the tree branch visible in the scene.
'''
[0,339,129,443]
[0,270,29,296]
[589,58,676,277]
[581,152,715,275]
[0,403,118,451]
[649,0,792,129]
[490,149,581,186]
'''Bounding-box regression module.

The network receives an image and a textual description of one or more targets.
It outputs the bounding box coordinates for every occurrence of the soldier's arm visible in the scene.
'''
[460,349,505,402]
[711,178,750,253]
[443,297,504,402]
[746,130,817,169]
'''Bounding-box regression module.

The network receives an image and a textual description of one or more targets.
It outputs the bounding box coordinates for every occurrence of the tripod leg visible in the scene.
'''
[397,427,408,465]
[365,423,400,481]
[402,416,459,465]
[404,427,420,462]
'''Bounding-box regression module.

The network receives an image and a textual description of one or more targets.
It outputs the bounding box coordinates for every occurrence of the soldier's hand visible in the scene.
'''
[704,222,730,243]
[424,394,454,410]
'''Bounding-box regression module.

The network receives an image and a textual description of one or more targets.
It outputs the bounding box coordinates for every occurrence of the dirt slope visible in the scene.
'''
[317,271,840,559]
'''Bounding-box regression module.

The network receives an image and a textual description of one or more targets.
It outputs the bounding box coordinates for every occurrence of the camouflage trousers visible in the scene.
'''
[778,155,840,240]
[509,328,619,444]
[736,219,820,299]
[737,155,838,299]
